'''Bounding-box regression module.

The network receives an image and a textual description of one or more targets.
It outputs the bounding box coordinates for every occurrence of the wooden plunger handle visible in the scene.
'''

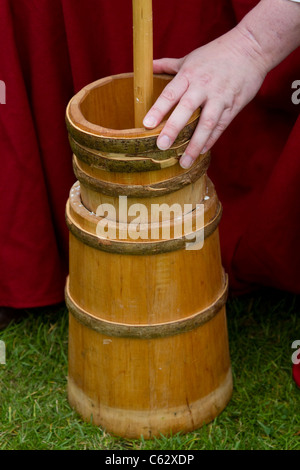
[132,0,153,128]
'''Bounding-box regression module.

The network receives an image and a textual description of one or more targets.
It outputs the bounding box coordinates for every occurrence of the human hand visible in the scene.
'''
[143,27,267,168]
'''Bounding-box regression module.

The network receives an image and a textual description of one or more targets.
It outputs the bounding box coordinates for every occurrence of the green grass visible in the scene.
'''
[0,288,299,450]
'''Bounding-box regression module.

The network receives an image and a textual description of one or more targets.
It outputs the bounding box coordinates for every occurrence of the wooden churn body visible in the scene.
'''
[65,73,232,439]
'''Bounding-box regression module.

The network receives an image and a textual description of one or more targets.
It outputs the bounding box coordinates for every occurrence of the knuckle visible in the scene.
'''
[205,134,217,149]
[164,120,180,137]
[202,116,217,131]
[148,105,163,118]
[231,83,242,96]
[223,89,241,110]
[180,96,195,112]
[179,72,191,88]
[215,121,227,132]
[161,86,177,102]
[214,84,226,97]
[186,141,201,159]
[198,73,212,85]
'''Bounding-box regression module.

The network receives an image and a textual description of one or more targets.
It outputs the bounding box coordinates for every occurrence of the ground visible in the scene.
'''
[0,287,299,450]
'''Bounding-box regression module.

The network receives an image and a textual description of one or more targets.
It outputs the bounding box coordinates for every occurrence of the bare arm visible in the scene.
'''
[143,0,300,168]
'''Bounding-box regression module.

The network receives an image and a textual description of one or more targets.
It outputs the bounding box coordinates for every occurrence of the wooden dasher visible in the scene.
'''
[65,0,232,439]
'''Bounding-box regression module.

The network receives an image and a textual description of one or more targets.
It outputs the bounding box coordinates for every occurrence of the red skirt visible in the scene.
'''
[0,0,300,307]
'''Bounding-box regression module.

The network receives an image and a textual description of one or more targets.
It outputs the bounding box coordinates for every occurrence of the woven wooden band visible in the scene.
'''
[72,153,211,198]
[69,135,190,173]
[66,106,200,155]
[65,200,222,255]
[65,275,228,339]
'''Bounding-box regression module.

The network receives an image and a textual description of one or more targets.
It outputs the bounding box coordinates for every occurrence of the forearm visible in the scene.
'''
[236,0,300,74]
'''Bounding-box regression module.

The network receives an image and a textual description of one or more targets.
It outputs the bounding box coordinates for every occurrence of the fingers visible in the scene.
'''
[142,31,266,170]
[156,85,207,151]
[144,75,231,169]
[144,72,235,170]
[144,50,243,169]
[179,106,233,168]
[143,73,189,129]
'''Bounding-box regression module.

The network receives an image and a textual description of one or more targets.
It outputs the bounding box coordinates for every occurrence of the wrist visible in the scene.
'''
[230,23,269,79]
[235,0,300,74]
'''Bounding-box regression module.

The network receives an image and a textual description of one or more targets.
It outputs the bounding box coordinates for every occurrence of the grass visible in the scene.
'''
[0,288,299,450]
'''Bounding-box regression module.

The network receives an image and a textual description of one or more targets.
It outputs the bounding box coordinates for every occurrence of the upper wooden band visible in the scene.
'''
[69,135,189,173]
[65,275,228,339]
[65,73,200,156]
[66,109,200,155]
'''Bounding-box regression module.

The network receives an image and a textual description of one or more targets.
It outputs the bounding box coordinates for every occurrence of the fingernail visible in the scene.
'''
[180,154,193,169]
[157,134,171,150]
[143,116,156,128]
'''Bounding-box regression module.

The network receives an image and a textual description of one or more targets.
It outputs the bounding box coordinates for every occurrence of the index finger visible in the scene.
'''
[143,74,189,129]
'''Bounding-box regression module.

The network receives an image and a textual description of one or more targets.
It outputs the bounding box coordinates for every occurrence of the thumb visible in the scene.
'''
[153,57,183,75]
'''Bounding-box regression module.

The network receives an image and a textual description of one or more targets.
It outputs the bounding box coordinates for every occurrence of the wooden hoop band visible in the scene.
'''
[65,200,222,255]
[69,135,189,173]
[65,275,228,339]
[72,153,211,198]
[66,107,200,155]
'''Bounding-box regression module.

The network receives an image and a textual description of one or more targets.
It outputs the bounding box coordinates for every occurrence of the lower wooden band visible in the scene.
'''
[65,275,228,339]
[65,200,223,255]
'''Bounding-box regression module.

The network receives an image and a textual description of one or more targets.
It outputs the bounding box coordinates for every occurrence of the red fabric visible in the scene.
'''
[214,0,300,294]
[0,0,299,308]
[293,363,300,388]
